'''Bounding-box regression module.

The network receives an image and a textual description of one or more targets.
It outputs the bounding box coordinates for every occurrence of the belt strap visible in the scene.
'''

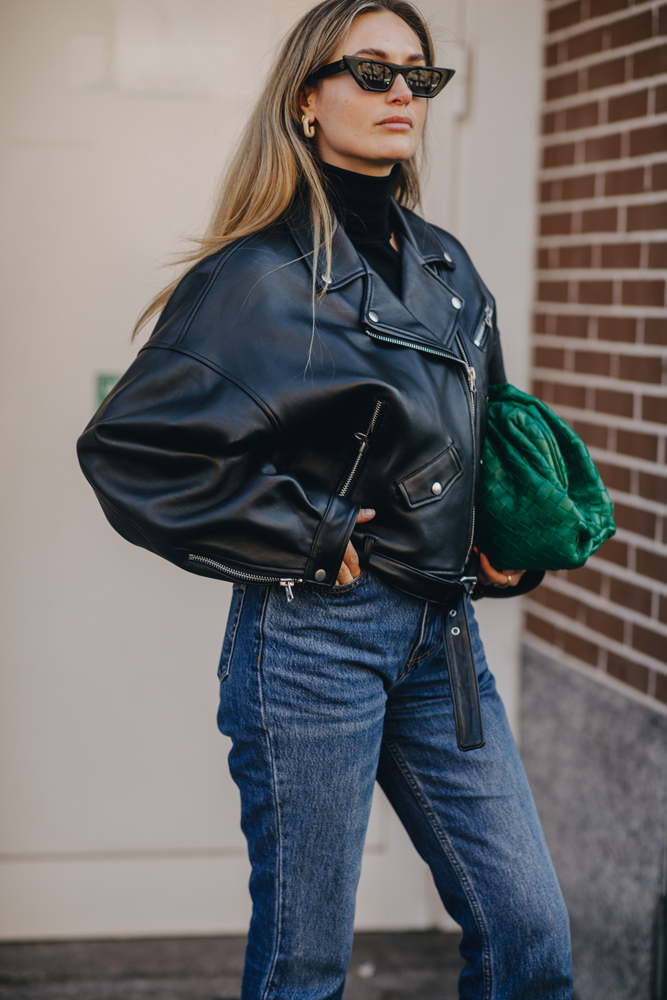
[443,596,485,751]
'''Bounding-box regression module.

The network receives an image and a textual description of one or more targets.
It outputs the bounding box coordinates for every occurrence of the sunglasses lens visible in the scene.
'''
[357,59,394,91]
[405,67,443,96]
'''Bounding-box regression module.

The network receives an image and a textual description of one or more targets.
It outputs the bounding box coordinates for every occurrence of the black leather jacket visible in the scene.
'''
[78,199,541,747]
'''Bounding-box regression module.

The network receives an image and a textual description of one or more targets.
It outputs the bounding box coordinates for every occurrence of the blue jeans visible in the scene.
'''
[217,571,573,1000]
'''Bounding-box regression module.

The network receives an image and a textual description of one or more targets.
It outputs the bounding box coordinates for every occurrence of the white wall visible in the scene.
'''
[0,0,541,939]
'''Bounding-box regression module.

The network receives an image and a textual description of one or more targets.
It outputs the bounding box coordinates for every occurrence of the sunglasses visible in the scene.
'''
[307,55,455,98]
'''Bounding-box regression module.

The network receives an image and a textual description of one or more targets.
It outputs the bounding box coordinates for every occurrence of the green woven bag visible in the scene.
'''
[477,383,616,571]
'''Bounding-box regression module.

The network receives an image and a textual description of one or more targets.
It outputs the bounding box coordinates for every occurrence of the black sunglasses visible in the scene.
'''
[307,55,455,98]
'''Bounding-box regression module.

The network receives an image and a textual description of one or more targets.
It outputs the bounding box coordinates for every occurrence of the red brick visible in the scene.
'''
[589,56,626,90]
[532,586,580,619]
[546,71,579,101]
[661,3,667,34]
[568,26,605,61]
[609,577,653,616]
[597,464,631,499]
[540,181,554,203]
[535,346,566,369]
[587,605,625,642]
[596,537,629,567]
[597,316,636,342]
[534,313,548,334]
[561,245,594,267]
[543,112,557,135]
[622,280,665,307]
[616,430,659,462]
[630,123,667,157]
[656,84,667,114]
[566,102,599,130]
[661,597,667,626]
[565,565,603,593]
[605,167,645,196]
[609,11,653,49]
[595,389,634,417]
[627,202,667,230]
[639,471,667,504]
[633,624,667,664]
[636,547,667,582]
[642,395,667,423]
[582,207,618,232]
[538,248,550,269]
[579,280,614,303]
[526,612,557,645]
[607,653,650,693]
[538,280,570,302]
[541,213,572,235]
[608,88,649,122]
[645,318,667,345]
[590,0,627,15]
[655,671,667,704]
[573,420,609,448]
[633,44,667,79]
[613,502,657,539]
[619,354,664,382]
[649,243,667,268]
[556,315,590,338]
[562,174,596,199]
[652,163,667,191]
[601,243,641,267]
[585,133,622,162]
[549,1,582,32]
[546,43,560,69]
[563,629,599,665]
[575,350,611,375]
[544,143,577,168]
[555,382,588,407]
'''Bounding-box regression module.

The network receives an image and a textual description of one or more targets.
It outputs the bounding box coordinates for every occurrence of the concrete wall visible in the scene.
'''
[0,0,541,939]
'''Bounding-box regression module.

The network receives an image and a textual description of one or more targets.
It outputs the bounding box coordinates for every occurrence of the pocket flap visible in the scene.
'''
[398,446,463,507]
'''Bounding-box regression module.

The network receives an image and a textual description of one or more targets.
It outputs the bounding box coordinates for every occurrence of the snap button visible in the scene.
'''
[314,569,326,582]
[451,296,462,310]
[451,626,461,636]
[320,274,332,285]
[431,482,442,496]
[449,609,457,617]
[368,310,379,323]
[443,251,453,264]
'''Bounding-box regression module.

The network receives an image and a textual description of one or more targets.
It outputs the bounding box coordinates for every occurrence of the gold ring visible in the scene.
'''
[506,574,513,585]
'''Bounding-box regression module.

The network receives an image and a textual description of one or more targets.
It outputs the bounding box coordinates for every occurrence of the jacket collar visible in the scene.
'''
[287,196,463,353]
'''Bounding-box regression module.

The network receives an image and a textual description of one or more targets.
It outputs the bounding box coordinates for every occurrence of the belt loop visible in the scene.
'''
[444,593,485,751]
[360,535,375,569]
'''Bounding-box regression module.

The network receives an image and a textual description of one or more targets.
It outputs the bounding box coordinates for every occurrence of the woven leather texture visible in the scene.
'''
[478,383,616,571]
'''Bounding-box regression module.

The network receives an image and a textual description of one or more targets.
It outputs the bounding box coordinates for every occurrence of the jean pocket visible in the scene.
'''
[217,584,246,682]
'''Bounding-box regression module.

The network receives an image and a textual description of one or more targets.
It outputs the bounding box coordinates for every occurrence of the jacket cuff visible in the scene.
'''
[305,495,359,587]
[472,569,545,600]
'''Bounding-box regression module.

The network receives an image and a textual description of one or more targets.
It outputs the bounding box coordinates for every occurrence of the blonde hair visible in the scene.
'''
[133,0,434,339]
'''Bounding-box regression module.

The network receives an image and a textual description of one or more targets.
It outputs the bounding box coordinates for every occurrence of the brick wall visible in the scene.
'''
[527,0,667,702]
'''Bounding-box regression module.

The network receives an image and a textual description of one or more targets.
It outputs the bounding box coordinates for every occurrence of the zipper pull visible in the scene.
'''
[280,579,296,602]
[467,365,476,395]
[473,304,494,348]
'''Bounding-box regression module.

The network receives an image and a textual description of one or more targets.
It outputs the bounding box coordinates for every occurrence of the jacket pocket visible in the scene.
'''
[217,584,246,682]
[397,445,463,508]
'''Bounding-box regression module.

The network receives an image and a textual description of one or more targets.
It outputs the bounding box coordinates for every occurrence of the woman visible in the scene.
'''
[78,1,573,997]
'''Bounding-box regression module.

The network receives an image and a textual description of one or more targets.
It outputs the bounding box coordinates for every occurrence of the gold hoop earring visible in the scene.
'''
[302,115,315,138]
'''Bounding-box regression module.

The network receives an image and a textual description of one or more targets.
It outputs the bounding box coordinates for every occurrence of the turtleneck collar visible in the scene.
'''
[320,161,401,245]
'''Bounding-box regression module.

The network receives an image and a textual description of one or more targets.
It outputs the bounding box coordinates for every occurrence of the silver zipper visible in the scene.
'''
[188,554,302,602]
[454,334,478,563]
[365,328,466,366]
[338,399,386,498]
[473,304,493,348]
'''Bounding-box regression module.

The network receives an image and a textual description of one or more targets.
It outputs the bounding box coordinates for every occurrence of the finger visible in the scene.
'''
[479,551,509,586]
[343,539,361,579]
[356,507,376,523]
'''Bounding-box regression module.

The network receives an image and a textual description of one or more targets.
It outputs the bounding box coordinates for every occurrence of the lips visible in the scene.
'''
[378,116,412,126]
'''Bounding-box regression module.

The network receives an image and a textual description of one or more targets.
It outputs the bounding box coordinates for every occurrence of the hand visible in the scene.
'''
[477,550,526,589]
[336,508,376,585]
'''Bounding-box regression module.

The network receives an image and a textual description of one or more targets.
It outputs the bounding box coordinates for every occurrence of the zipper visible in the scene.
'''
[473,303,493,348]
[454,334,478,564]
[188,554,302,602]
[338,399,386,498]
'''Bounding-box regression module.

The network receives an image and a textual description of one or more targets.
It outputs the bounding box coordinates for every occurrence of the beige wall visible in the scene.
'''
[0,0,541,939]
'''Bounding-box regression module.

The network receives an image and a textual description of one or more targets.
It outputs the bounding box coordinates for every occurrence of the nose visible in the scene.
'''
[386,71,412,104]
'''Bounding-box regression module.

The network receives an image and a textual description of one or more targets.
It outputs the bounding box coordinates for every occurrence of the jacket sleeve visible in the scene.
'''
[77,345,358,587]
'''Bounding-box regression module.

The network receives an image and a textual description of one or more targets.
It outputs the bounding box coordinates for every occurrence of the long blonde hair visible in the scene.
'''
[133,0,434,339]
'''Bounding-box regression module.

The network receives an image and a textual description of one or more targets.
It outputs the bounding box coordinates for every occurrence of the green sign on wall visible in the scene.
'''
[96,373,121,408]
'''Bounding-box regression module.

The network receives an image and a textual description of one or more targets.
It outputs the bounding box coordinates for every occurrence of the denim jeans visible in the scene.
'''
[216,570,573,1000]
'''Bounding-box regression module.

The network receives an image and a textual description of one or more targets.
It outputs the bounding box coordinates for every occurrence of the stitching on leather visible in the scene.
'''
[382,736,493,999]
[255,588,285,999]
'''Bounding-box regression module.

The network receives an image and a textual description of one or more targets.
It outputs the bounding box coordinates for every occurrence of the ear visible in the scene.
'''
[299,84,317,119]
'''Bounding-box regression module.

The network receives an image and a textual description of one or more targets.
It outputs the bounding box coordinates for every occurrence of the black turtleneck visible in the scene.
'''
[320,161,402,298]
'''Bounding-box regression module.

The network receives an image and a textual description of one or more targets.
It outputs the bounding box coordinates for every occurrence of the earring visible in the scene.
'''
[302,115,316,138]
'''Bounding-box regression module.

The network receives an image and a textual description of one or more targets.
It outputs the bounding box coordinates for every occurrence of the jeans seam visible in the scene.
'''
[382,736,494,999]
[219,585,246,681]
[256,587,284,1000]
[387,601,430,693]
